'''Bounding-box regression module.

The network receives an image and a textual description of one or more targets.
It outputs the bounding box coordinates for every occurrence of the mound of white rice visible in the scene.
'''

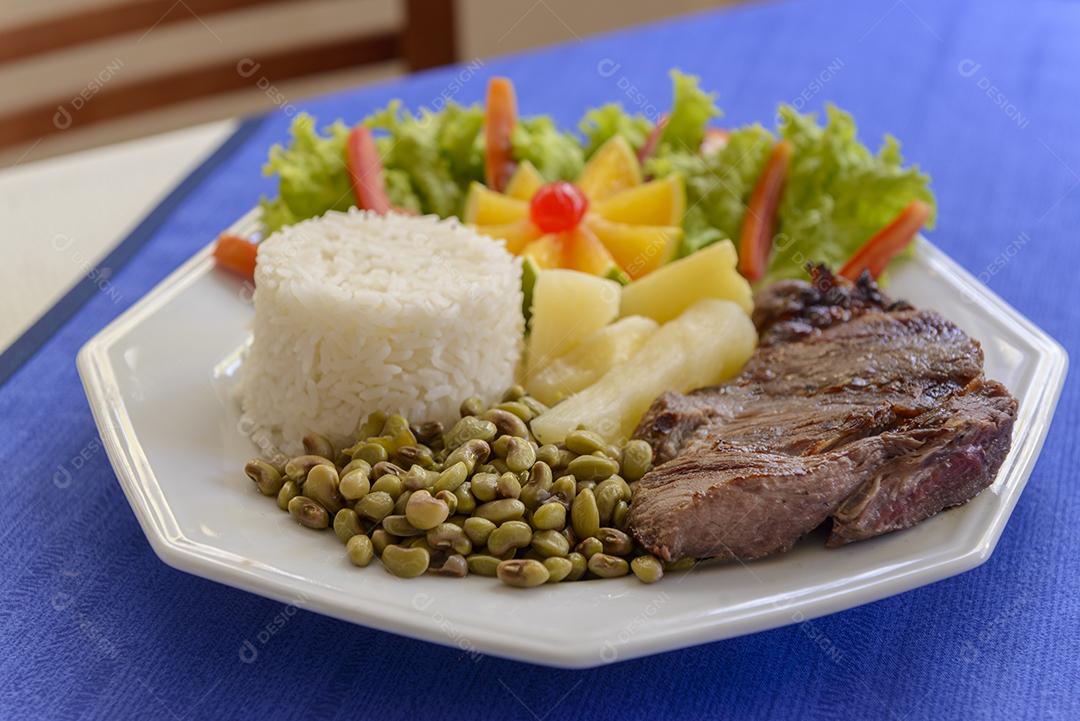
[240,209,523,453]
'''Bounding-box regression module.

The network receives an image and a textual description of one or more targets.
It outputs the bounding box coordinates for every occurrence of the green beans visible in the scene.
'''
[381,545,429,578]
[482,408,529,439]
[246,386,682,588]
[474,499,526,525]
[471,472,498,503]
[432,462,468,493]
[550,476,576,504]
[356,410,387,442]
[459,396,485,418]
[544,556,573,583]
[397,444,435,469]
[519,462,553,510]
[245,459,284,496]
[304,464,344,514]
[571,488,601,540]
[351,442,389,466]
[382,514,423,537]
[371,529,396,557]
[587,553,629,578]
[531,502,566,531]
[536,444,560,467]
[333,509,363,543]
[382,414,416,452]
[302,433,335,460]
[487,521,532,556]
[497,559,549,587]
[466,554,501,576]
[288,496,329,529]
[596,527,633,556]
[463,517,496,546]
[531,529,570,558]
[444,416,498,448]
[339,463,371,501]
[567,454,619,482]
[453,482,476,515]
[276,480,300,511]
[576,537,603,559]
[427,523,472,555]
[631,555,663,583]
[346,535,374,567]
[284,454,333,482]
[504,437,536,473]
[566,552,587,581]
[664,557,696,572]
[402,465,438,491]
[495,400,533,422]
[412,421,443,448]
[496,472,522,499]
[595,477,631,525]
[429,553,468,577]
[620,440,653,481]
[355,491,394,523]
[435,489,458,516]
[564,430,609,457]
[370,474,404,499]
[501,384,526,402]
[612,501,630,531]
[404,490,449,531]
[443,439,491,474]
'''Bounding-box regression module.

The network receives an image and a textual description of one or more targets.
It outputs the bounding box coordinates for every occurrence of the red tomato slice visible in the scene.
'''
[346,126,391,214]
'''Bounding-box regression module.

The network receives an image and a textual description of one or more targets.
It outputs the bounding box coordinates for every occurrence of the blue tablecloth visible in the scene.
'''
[3,0,1078,718]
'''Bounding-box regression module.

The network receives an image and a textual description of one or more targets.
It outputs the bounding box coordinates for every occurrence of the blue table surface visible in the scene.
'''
[3,0,1079,718]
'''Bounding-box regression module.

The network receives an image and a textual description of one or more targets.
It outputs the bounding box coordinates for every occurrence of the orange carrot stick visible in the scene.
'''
[213,234,258,281]
[484,77,518,192]
[839,200,932,281]
[738,139,793,281]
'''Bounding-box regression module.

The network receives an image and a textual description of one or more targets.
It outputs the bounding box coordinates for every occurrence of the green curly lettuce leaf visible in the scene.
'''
[659,70,722,153]
[259,114,352,233]
[511,116,583,181]
[578,103,652,157]
[767,104,936,282]
[647,124,774,257]
[364,100,484,218]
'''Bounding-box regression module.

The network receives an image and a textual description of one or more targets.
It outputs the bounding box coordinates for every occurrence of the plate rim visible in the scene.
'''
[77,213,1069,668]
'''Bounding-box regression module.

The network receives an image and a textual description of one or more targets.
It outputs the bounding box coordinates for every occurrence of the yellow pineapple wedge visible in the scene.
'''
[531,299,757,444]
[620,240,753,323]
[525,315,658,405]
[526,269,621,377]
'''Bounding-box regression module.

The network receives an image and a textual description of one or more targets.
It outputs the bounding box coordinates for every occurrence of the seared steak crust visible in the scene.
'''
[628,269,1018,562]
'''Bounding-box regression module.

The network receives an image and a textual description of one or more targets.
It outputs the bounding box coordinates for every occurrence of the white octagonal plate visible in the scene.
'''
[78,209,1067,667]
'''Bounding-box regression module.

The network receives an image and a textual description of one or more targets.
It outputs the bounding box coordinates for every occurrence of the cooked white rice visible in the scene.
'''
[240,209,523,453]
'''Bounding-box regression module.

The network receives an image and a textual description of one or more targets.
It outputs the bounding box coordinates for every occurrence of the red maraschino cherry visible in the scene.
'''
[529,181,588,233]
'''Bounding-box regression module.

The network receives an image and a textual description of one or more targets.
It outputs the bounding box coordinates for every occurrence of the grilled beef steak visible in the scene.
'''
[627,267,1018,562]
